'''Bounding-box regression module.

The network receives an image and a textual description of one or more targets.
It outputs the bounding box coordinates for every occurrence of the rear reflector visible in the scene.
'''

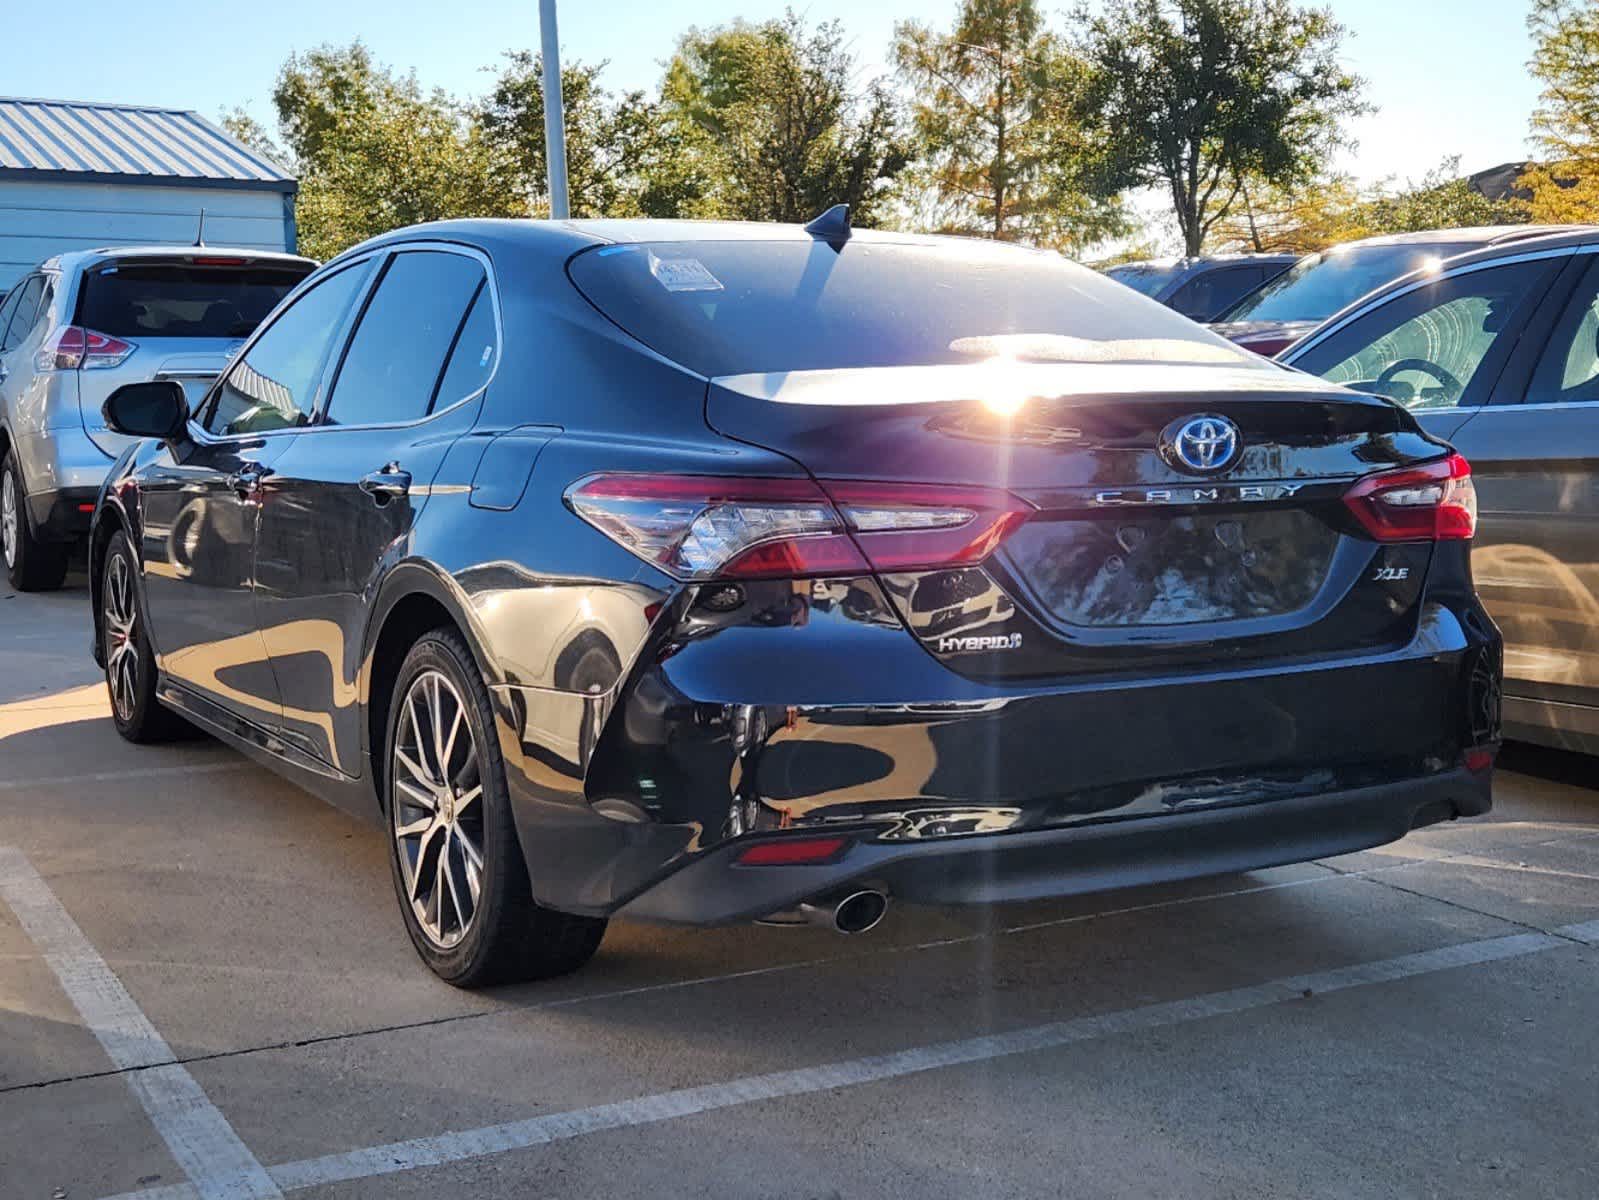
[1464,747,1496,773]
[566,474,1033,581]
[35,326,136,372]
[1343,453,1477,542]
[734,836,850,866]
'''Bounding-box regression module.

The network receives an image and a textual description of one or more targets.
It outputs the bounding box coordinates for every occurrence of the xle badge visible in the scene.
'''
[937,633,1024,653]
[1372,565,1410,582]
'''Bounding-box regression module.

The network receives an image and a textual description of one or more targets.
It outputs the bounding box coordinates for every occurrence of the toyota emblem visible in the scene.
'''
[1162,414,1242,475]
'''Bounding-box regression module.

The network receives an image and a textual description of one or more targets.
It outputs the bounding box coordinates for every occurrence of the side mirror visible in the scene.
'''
[102,381,190,441]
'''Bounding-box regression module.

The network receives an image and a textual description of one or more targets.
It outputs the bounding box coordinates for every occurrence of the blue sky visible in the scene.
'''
[4,0,1538,190]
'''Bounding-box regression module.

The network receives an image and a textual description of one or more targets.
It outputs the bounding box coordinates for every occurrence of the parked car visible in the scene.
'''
[1103,254,1296,321]
[90,217,1501,986]
[0,247,316,590]
[1212,226,1577,358]
[1282,226,1599,755]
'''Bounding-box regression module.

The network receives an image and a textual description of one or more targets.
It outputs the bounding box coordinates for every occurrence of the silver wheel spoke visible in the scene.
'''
[454,784,482,815]
[394,812,435,839]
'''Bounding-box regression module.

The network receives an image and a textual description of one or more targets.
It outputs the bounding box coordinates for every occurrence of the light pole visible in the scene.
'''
[539,0,570,219]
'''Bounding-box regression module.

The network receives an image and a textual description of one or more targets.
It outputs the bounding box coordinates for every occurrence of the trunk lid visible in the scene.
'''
[707,361,1448,677]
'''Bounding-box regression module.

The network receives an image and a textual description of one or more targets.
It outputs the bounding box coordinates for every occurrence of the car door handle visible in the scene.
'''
[227,463,270,497]
[359,464,412,504]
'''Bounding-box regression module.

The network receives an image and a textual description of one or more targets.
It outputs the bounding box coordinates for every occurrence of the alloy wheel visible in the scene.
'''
[1,468,16,569]
[103,553,139,722]
[392,670,486,950]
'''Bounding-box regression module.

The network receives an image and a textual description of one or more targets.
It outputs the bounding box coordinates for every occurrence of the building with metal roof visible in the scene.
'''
[0,97,299,291]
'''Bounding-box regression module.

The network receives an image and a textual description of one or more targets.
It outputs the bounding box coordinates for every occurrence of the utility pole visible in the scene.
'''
[539,0,570,219]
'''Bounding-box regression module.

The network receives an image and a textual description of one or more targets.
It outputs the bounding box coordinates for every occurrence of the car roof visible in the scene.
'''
[1112,254,1299,269]
[1331,224,1587,250]
[327,216,1068,271]
[1282,227,1599,361]
[37,246,318,274]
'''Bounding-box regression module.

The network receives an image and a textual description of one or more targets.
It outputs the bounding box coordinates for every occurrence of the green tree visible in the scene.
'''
[1074,0,1366,255]
[1209,159,1525,255]
[271,42,517,260]
[1522,0,1599,222]
[659,12,909,224]
[892,0,1125,251]
[219,107,289,170]
[477,53,689,218]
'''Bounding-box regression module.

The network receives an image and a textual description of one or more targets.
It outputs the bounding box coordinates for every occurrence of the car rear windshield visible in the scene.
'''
[1105,263,1180,297]
[1218,243,1474,324]
[567,240,1258,377]
[75,260,314,339]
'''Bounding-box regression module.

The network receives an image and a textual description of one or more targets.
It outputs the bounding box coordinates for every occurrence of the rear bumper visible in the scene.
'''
[498,573,1502,921]
[26,486,100,540]
[14,427,112,542]
[618,765,1492,924]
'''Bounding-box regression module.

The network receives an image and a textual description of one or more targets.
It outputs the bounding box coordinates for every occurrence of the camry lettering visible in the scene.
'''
[1092,483,1305,505]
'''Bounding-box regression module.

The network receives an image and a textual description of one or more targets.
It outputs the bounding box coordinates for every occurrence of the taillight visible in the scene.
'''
[36,326,136,372]
[565,474,1033,581]
[1343,453,1477,542]
[823,480,1033,571]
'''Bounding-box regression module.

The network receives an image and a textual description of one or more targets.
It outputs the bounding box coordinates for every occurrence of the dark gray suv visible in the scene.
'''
[0,247,314,589]
[1284,227,1599,754]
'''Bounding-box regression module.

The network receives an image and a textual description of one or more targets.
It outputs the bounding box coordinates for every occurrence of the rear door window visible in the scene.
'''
[1524,255,1599,403]
[1,276,44,352]
[433,283,497,407]
[1169,266,1274,321]
[76,260,313,340]
[0,286,23,347]
[322,250,486,427]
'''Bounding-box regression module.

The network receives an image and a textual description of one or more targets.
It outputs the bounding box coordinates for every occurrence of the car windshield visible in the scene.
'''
[568,239,1258,377]
[1218,243,1475,324]
[75,260,313,339]
[1105,263,1180,297]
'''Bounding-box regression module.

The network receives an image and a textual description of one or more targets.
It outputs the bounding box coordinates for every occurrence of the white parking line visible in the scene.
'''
[0,847,282,1200]
[103,919,1599,1200]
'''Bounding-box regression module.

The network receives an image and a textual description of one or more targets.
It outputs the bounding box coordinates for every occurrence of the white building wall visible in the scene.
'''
[0,178,293,291]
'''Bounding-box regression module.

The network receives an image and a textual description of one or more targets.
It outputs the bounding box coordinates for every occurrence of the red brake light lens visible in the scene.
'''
[1343,453,1477,542]
[36,326,136,372]
[734,836,850,866]
[566,474,1033,581]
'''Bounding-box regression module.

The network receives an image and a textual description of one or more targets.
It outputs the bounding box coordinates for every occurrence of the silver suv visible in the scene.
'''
[0,247,315,589]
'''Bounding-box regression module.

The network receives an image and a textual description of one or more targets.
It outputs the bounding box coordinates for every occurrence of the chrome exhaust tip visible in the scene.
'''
[758,888,889,935]
[831,889,888,934]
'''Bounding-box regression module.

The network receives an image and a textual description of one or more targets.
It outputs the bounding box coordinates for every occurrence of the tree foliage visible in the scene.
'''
[1522,0,1599,222]
[658,13,909,224]
[271,43,517,260]
[892,0,1125,252]
[1209,159,1527,255]
[1073,0,1366,255]
[477,53,683,218]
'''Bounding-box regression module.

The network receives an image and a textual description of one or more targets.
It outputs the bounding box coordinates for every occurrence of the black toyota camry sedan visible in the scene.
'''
[88,216,1502,986]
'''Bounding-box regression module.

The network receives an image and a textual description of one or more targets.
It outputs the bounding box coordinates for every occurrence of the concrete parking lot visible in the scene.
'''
[2,577,1596,1200]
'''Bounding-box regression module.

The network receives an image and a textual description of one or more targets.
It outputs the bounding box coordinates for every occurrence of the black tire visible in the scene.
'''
[2,448,68,592]
[100,531,190,742]
[385,628,606,987]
